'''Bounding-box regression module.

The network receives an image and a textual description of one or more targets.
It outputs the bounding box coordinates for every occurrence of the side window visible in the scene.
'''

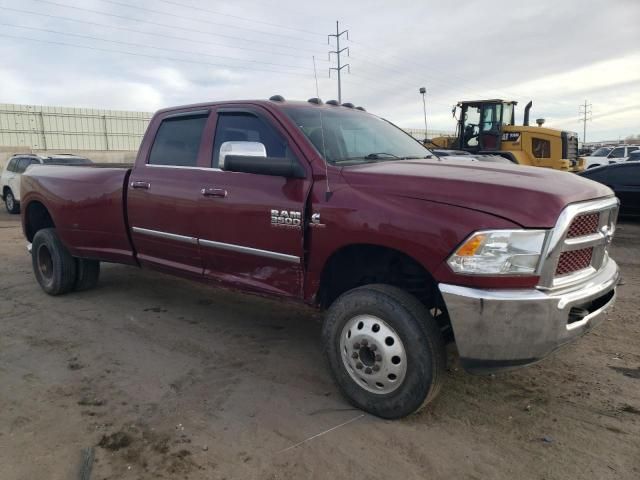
[16,158,31,173]
[148,114,208,167]
[609,147,625,158]
[7,158,18,172]
[212,112,291,168]
[532,138,551,158]
[463,106,480,148]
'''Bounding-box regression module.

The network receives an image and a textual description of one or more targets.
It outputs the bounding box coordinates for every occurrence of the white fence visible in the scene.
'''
[0,104,152,151]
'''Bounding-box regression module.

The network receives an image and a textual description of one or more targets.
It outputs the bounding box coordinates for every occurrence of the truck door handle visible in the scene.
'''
[201,187,227,198]
[131,181,151,189]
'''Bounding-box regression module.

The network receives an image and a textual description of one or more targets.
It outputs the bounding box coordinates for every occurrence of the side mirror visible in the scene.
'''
[219,141,266,170]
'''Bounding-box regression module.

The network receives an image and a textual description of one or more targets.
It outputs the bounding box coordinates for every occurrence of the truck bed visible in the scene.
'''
[21,164,137,265]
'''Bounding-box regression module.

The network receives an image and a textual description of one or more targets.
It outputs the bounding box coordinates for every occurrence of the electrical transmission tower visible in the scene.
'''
[579,100,592,145]
[328,21,349,103]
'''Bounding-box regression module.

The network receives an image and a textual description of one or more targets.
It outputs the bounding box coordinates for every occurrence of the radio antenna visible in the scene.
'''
[313,55,332,200]
[313,55,320,99]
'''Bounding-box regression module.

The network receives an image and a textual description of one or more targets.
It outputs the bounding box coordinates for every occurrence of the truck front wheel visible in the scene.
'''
[322,284,446,419]
[31,228,77,296]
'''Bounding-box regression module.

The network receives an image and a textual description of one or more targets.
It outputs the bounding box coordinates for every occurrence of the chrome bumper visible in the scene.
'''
[439,257,619,374]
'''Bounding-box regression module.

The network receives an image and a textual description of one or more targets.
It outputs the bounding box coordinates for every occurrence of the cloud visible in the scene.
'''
[0,0,638,140]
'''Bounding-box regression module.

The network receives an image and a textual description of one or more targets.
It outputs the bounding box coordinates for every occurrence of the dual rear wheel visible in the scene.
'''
[32,228,100,295]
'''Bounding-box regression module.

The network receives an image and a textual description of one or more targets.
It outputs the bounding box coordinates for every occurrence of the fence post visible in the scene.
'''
[39,111,48,150]
[102,115,109,150]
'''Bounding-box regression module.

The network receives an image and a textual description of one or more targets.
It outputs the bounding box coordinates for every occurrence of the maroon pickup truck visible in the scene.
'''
[20,97,620,418]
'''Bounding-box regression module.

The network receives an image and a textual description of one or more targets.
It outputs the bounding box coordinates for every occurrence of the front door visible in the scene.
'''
[127,110,210,277]
[196,107,312,298]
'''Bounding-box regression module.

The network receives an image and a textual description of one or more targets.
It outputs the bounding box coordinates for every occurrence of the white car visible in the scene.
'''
[1,154,92,214]
[584,145,639,169]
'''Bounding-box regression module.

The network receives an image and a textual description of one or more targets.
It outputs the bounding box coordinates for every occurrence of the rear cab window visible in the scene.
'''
[148,113,209,167]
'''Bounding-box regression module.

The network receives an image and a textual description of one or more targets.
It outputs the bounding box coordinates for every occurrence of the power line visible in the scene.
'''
[94,0,323,45]
[579,100,593,144]
[29,0,326,55]
[0,23,311,71]
[153,0,325,37]
[4,6,330,63]
[0,32,314,77]
[328,21,350,104]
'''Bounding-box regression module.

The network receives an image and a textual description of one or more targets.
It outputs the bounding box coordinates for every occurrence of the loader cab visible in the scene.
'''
[457,100,516,152]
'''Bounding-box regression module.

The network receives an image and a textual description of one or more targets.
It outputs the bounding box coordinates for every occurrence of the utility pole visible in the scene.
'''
[579,100,592,146]
[328,21,349,103]
[419,87,428,142]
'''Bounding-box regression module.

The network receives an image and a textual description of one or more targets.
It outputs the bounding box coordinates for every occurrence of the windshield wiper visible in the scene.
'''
[364,152,400,159]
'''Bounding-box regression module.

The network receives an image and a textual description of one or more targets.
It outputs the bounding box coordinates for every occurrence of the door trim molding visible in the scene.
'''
[131,226,198,245]
[199,238,300,264]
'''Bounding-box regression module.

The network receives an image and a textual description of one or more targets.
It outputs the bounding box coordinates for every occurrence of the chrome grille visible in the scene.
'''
[566,213,599,238]
[538,197,619,289]
[556,248,593,276]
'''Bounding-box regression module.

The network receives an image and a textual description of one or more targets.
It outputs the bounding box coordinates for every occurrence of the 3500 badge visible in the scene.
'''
[271,210,302,228]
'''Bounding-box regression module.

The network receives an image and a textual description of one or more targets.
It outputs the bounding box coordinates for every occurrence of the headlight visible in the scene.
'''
[447,230,548,275]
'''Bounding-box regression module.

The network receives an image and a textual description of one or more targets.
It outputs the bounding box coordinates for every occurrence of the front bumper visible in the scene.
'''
[439,257,618,374]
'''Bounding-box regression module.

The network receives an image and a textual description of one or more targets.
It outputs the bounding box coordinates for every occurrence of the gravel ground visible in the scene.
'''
[0,208,639,479]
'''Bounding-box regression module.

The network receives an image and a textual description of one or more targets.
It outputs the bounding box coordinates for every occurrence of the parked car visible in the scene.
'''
[19,98,619,419]
[2,154,92,213]
[579,162,640,217]
[584,145,639,169]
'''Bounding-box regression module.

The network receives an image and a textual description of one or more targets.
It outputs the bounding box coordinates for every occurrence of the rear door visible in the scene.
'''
[127,110,210,277]
[195,106,312,298]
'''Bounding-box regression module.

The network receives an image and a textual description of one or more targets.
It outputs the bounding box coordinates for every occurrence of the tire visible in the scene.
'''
[31,228,77,295]
[322,284,446,419]
[5,189,19,214]
[74,259,100,291]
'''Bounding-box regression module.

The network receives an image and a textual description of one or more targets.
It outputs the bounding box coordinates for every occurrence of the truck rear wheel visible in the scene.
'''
[32,228,77,296]
[75,259,100,291]
[322,284,446,419]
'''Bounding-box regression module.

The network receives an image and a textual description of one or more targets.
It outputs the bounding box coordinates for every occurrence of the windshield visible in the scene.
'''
[282,106,432,165]
[591,147,612,157]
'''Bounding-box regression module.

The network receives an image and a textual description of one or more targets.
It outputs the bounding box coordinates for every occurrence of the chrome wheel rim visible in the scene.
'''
[6,193,14,211]
[339,314,407,394]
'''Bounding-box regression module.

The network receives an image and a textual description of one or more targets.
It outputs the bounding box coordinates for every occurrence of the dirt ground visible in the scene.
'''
[0,208,639,480]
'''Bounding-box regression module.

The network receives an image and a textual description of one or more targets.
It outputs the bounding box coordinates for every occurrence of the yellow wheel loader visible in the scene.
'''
[429,100,583,172]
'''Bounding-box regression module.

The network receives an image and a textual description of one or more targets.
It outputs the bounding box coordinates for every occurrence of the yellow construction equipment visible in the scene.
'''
[429,100,583,172]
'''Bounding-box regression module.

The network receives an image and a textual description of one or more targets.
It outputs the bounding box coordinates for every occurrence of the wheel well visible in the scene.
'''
[317,244,451,338]
[24,201,55,242]
[2,186,11,198]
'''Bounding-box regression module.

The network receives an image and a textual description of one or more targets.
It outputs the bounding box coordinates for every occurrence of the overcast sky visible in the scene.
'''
[1,0,638,141]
